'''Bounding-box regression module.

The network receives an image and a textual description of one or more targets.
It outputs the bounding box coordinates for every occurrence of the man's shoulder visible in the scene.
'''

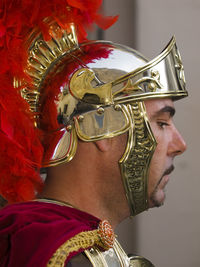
[0,200,99,228]
[0,201,99,267]
[0,201,79,233]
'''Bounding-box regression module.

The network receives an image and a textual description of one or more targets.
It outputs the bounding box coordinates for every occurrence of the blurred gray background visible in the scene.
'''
[101,0,200,266]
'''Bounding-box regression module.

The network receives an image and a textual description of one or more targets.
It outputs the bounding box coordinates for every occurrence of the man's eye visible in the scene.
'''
[157,121,169,129]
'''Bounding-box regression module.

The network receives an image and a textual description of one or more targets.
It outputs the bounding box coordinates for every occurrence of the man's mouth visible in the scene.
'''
[157,165,175,186]
[163,165,174,176]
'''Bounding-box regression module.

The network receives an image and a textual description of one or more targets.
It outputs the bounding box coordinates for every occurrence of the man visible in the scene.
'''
[0,0,187,266]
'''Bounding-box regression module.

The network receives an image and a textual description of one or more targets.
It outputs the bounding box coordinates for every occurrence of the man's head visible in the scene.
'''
[17,28,187,217]
[0,1,187,222]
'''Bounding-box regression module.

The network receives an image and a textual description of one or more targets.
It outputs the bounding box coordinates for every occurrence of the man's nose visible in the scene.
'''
[168,127,187,157]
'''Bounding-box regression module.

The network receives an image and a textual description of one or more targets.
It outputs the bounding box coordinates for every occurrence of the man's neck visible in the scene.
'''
[40,140,129,228]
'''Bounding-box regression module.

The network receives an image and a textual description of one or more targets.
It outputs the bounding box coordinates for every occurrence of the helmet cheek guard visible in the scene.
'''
[20,24,187,216]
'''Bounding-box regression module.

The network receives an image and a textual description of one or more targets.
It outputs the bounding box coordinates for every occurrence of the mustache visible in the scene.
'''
[157,165,175,187]
[163,165,175,176]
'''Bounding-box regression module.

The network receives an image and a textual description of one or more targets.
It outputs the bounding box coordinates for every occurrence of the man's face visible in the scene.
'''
[145,98,186,208]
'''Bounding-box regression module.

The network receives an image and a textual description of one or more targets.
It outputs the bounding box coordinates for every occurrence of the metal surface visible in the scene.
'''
[84,239,155,266]
[85,240,130,266]
[119,102,156,216]
[129,255,155,267]
[20,22,78,114]
[40,37,187,167]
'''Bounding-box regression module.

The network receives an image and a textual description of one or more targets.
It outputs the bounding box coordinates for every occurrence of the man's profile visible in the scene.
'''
[0,0,187,266]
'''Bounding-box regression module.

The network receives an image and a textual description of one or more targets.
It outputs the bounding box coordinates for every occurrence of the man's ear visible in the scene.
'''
[95,138,112,152]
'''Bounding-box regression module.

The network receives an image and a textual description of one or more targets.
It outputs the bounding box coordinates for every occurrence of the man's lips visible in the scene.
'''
[163,165,174,176]
[158,165,175,186]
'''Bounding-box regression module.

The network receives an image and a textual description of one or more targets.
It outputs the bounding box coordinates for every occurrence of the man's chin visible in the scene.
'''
[149,190,165,208]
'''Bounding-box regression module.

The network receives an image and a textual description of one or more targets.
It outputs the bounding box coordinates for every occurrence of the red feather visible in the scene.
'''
[0,0,118,204]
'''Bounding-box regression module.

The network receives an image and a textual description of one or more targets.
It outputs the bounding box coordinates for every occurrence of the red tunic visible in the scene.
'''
[0,201,100,266]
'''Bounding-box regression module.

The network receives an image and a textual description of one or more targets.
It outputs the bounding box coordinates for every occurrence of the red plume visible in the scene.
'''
[0,0,118,204]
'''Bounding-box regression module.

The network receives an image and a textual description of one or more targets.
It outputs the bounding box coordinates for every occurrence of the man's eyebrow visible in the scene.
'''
[153,106,176,118]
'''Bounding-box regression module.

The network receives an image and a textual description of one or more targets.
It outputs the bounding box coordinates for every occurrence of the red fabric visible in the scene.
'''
[0,201,100,266]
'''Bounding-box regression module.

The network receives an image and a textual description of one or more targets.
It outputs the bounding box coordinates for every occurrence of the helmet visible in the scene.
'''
[21,24,187,216]
[0,1,187,215]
